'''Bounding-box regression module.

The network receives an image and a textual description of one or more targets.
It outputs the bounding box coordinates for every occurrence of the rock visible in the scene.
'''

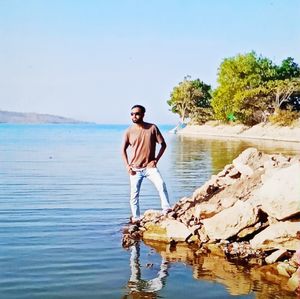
[142,209,162,222]
[202,200,260,241]
[227,167,241,178]
[218,164,234,177]
[237,222,263,239]
[295,248,300,265]
[232,148,259,176]
[195,168,263,220]
[265,249,288,264]
[221,197,238,209]
[143,219,192,243]
[277,261,297,277]
[128,224,140,233]
[250,221,300,251]
[194,202,218,220]
[254,163,300,220]
[232,162,254,177]
[192,183,217,202]
[287,270,300,291]
[164,219,192,242]
[197,226,209,243]
[180,201,192,212]
[216,176,237,186]
[143,222,168,242]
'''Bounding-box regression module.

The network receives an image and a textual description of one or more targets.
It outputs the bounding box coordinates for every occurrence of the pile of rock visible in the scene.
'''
[122,148,300,292]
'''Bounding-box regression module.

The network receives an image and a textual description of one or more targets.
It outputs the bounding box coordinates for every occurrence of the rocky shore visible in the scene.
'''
[177,123,300,143]
[122,148,300,294]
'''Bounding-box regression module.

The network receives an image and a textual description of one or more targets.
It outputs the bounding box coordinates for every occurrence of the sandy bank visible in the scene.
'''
[177,123,300,143]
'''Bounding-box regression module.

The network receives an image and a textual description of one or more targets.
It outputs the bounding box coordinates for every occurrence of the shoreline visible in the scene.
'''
[176,123,300,143]
[122,148,300,294]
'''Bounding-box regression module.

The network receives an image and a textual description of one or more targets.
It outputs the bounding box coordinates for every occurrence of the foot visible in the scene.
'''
[129,216,141,225]
[162,208,172,215]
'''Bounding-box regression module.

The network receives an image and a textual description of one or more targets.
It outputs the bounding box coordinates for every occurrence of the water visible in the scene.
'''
[0,124,298,299]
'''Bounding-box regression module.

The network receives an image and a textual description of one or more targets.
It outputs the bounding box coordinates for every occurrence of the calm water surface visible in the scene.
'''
[0,124,298,299]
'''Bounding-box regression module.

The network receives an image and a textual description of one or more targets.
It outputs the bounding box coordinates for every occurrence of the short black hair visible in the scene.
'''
[131,105,146,114]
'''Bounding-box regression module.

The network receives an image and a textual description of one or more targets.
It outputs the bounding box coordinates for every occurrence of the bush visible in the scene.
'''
[189,107,214,125]
[269,108,300,126]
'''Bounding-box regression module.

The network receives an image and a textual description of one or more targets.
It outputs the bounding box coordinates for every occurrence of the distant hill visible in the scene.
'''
[0,110,89,124]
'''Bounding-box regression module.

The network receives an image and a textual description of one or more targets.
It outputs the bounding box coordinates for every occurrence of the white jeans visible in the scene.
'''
[130,167,170,219]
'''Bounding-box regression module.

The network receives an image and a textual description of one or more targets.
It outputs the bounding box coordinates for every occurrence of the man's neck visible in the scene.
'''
[133,121,145,128]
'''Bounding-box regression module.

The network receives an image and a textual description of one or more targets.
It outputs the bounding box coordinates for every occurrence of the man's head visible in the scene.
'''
[130,105,145,124]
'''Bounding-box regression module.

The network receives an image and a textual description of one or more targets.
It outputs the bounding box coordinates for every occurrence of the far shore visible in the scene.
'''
[177,123,300,143]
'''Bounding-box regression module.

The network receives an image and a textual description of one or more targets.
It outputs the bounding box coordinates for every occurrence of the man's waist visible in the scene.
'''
[131,166,146,172]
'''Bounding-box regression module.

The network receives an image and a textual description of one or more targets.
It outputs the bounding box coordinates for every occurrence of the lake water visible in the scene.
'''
[0,124,299,299]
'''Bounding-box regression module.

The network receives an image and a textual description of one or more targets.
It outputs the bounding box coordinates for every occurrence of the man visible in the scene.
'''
[122,105,171,224]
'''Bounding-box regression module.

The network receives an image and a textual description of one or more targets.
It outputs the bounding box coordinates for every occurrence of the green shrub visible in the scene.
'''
[189,107,214,125]
[269,108,300,126]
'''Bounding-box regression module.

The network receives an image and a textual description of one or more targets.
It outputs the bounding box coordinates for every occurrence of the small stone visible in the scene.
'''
[228,167,241,178]
[265,249,288,264]
[287,270,300,291]
[277,262,292,277]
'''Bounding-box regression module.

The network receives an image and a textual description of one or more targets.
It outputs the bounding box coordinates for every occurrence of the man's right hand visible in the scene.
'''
[127,165,136,175]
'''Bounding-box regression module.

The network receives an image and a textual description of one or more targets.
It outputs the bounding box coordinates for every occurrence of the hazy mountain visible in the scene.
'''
[0,110,89,124]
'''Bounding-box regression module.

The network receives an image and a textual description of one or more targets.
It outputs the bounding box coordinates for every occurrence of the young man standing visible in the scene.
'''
[122,105,171,224]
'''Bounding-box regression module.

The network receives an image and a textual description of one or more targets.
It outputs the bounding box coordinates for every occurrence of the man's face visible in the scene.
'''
[130,108,144,124]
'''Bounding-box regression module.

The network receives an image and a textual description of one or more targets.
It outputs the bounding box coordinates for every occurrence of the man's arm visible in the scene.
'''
[148,141,167,168]
[121,139,136,175]
[156,141,166,163]
[121,140,130,171]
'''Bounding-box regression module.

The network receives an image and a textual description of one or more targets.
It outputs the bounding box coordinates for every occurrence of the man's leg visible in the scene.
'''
[146,168,171,213]
[130,171,143,221]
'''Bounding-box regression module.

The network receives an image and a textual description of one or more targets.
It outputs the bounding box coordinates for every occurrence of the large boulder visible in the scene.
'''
[143,222,168,242]
[250,221,300,251]
[164,219,192,241]
[201,200,260,241]
[232,148,265,177]
[143,219,192,243]
[253,163,300,220]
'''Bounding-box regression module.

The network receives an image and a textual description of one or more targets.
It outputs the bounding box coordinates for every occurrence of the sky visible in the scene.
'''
[0,0,299,124]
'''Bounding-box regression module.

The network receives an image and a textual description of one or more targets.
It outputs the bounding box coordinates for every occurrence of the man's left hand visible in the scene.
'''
[147,159,157,168]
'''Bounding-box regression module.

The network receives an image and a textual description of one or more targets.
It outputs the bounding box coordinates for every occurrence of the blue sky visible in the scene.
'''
[0,0,299,124]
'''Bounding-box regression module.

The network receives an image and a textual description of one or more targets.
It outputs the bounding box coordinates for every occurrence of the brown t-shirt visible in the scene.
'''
[123,122,165,168]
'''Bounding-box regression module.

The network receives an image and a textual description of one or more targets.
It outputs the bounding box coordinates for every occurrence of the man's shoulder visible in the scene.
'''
[125,125,135,133]
[144,122,157,129]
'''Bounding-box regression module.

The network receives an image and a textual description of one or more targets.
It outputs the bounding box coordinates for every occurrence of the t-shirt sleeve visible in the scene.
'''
[122,129,130,147]
[154,125,165,144]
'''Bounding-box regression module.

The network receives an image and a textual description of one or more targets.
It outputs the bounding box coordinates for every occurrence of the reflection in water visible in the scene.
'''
[123,242,169,299]
[126,135,300,298]
[143,240,296,299]
[168,135,300,198]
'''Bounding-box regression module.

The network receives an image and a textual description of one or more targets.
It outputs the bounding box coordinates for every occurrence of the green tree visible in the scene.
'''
[211,52,277,122]
[276,57,300,80]
[167,76,212,123]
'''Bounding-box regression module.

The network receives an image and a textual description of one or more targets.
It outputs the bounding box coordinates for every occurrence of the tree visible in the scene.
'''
[268,78,300,109]
[211,52,277,122]
[276,57,300,80]
[167,76,212,123]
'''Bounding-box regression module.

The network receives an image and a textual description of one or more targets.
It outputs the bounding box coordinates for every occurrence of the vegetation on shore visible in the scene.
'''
[0,110,87,124]
[167,52,300,126]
